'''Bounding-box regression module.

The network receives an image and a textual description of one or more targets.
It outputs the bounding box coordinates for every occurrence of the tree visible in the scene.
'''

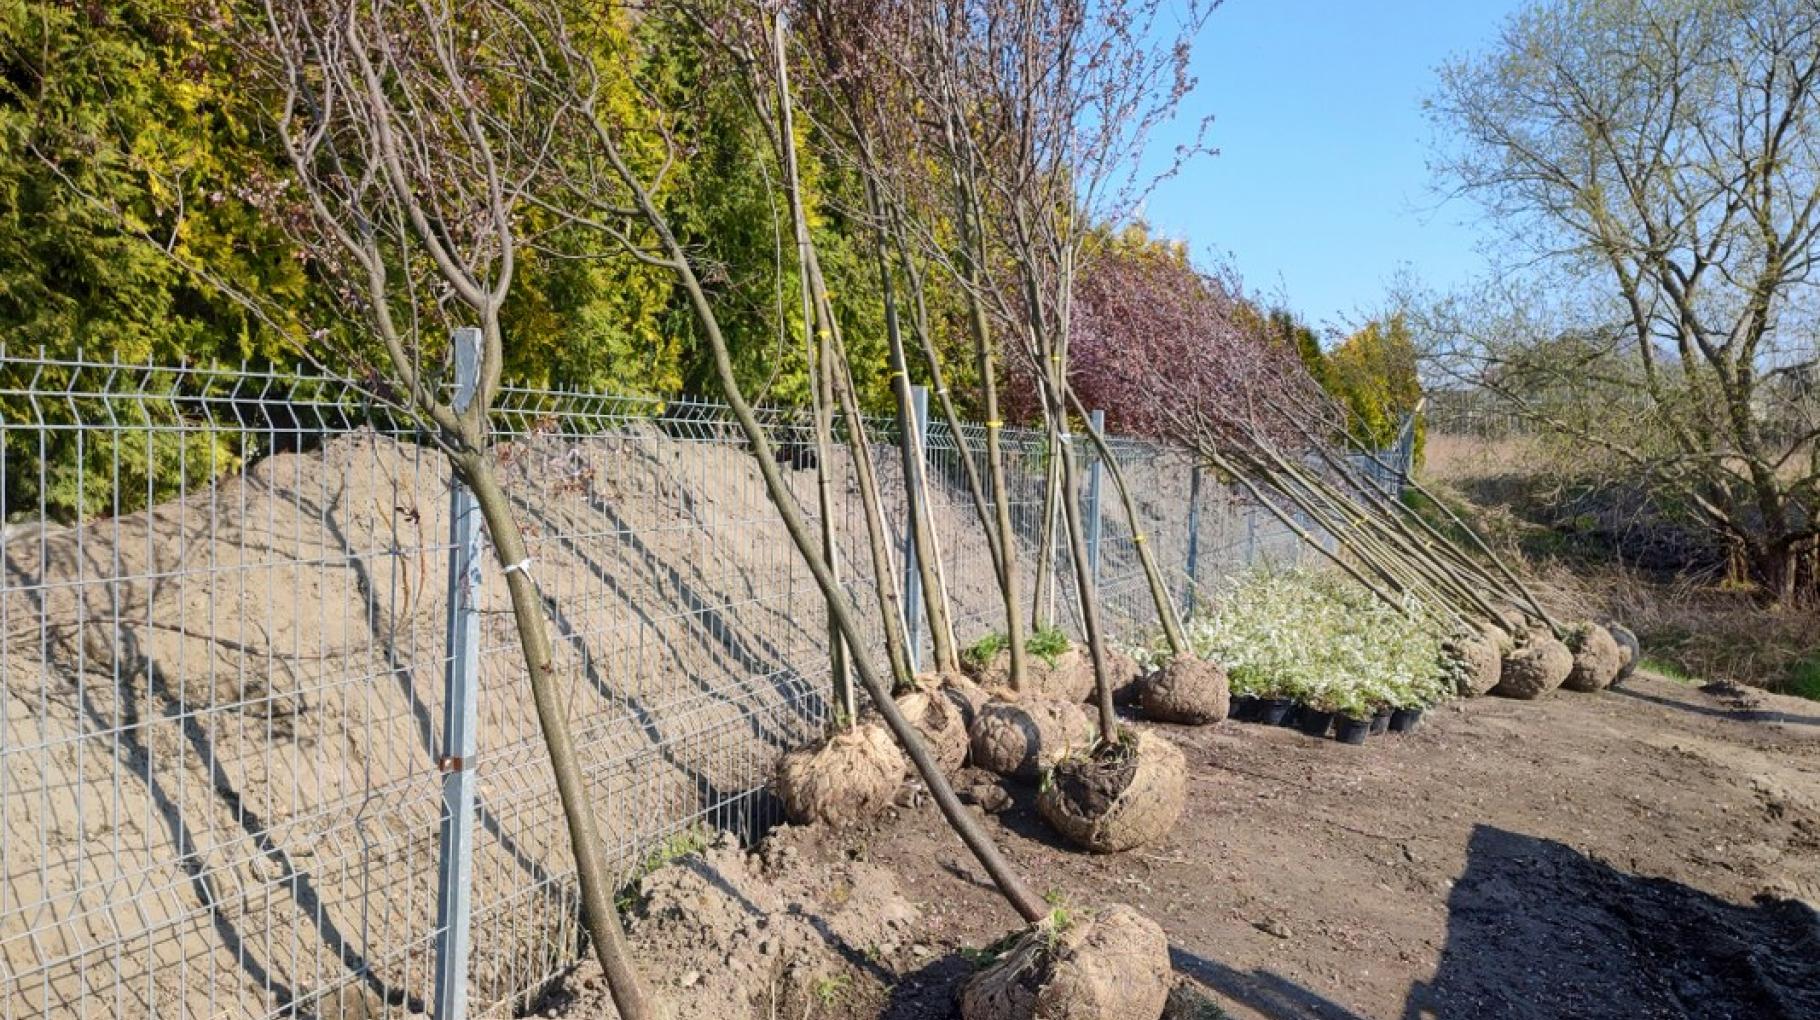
[240,1,659,1014]
[1428,0,1820,601]
[1327,314,1424,461]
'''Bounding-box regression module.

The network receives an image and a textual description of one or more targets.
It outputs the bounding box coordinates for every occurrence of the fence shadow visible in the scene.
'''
[1401,825,1820,1020]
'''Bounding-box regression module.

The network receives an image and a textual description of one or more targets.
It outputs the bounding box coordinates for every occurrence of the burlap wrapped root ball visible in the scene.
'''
[1448,628,1504,697]
[1606,621,1642,681]
[1494,631,1574,700]
[1038,731,1186,853]
[892,681,970,774]
[961,904,1171,1020]
[965,645,1096,703]
[1563,622,1624,692]
[776,723,904,826]
[969,696,1092,779]
[1138,656,1229,724]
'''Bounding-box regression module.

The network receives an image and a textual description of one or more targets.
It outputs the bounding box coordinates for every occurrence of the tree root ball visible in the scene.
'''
[1037,731,1186,853]
[775,723,904,826]
[1449,630,1503,697]
[1606,622,1641,681]
[893,682,970,774]
[1494,606,1530,634]
[960,904,1171,1020]
[966,646,1095,703]
[969,696,1092,779]
[922,670,992,731]
[1494,633,1574,700]
[1563,623,1624,692]
[1106,651,1148,706]
[1138,657,1229,724]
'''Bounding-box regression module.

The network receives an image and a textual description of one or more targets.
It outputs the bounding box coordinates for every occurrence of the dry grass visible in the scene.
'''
[1418,432,1820,699]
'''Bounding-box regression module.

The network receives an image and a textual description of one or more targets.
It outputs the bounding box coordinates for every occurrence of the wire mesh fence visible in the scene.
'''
[0,348,1405,1018]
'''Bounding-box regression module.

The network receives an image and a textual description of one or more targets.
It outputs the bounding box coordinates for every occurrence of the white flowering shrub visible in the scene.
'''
[1131,567,1454,716]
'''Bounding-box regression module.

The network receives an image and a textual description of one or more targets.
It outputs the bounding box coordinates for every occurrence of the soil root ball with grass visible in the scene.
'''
[1138,657,1230,724]
[1449,629,1504,697]
[892,681,970,774]
[1606,621,1642,681]
[1494,631,1574,700]
[964,633,1095,703]
[1037,730,1186,853]
[1563,623,1624,692]
[970,696,1092,779]
[961,903,1171,1020]
[776,723,903,826]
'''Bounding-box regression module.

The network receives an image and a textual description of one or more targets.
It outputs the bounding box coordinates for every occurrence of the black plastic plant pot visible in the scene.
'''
[1296,709,1334,738]
[1370,708,1392,735]
[1334,716,1371,745]
[1231,695,1260,722]
[1389,707,1424,733]
[1258,698,1294,726]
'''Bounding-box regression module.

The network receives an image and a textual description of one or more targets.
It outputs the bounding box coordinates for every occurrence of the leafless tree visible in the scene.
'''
[243,0,659,1015]
[1428,0,1820,601]
[516,0,1053,924]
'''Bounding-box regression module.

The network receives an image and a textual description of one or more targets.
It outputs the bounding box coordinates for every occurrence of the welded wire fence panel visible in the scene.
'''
[0,351,1405,1019]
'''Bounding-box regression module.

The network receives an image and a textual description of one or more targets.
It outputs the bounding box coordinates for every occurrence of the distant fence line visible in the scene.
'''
[0,348,1409,1019]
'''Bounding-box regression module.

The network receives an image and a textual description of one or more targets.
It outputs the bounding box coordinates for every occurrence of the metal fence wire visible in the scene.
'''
[0,348,1407,1019]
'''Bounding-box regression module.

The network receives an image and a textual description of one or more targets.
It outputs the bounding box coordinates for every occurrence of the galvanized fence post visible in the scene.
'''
[900,385,929,672]
[1182,464,1202,618]
[1084,409,1106,586]
[433,328,483,1020]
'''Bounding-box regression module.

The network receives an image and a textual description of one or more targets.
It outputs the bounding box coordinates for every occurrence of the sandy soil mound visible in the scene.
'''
[1038,731,1186,853]
[539,831,919,1020]
[961,903,1172,1020]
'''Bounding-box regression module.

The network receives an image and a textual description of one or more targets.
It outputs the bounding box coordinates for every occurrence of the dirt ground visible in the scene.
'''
[539,672,1820,1020]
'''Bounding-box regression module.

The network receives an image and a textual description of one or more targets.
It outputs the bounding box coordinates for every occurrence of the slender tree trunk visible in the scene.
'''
[460,454,655,1020]
[592,116,1049,924]
[675,262,1048,923]
[871,185,959,673]
[1032,424,1061,632]
[1070,392,1188,657]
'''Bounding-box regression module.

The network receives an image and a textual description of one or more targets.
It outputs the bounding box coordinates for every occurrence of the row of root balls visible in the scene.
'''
[1469,619,1639,701]
[774,618,1642,1020]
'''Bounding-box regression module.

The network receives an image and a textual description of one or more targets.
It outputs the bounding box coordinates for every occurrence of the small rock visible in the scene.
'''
[680,970,700,988]
[911,943,932,958]
[1253,917,1293,939]
[963,783,1013,813]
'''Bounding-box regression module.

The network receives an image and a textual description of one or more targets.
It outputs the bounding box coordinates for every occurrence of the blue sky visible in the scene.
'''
[1140,0,1526,337]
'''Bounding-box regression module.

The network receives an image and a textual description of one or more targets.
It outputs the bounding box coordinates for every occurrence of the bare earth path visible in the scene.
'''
[544,674,1820,1019]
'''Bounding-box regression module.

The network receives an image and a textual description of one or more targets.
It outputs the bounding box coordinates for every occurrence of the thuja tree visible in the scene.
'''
[240,1,659,1015]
